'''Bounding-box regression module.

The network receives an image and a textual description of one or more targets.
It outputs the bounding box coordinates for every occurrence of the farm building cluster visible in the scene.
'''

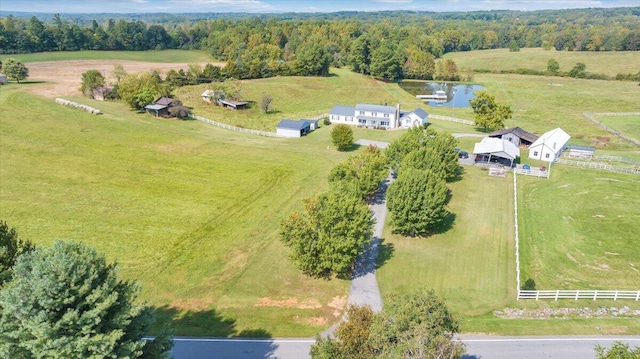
[472,126,572,170]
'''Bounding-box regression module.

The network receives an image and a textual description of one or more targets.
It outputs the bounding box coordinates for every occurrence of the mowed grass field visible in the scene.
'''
[445,47,640,77]
[0,86,363,337]
[518,166,640,289]
[2,49,639,337]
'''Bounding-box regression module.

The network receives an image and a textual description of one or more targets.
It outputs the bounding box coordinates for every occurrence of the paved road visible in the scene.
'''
[171,336,640,358]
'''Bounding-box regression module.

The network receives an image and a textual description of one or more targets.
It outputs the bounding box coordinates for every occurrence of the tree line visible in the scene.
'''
[1,8,638,80]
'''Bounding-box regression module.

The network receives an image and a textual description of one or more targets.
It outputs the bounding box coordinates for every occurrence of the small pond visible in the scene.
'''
[399,81,484,108]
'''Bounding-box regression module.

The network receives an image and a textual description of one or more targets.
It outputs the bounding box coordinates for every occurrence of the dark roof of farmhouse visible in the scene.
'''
[489,126,538,143]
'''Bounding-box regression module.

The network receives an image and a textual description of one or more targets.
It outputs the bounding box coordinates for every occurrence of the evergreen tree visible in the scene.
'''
[0,220,34,287]
[0,241,172,358]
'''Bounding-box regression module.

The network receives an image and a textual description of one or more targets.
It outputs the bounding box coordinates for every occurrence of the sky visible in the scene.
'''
[1,0,638,14]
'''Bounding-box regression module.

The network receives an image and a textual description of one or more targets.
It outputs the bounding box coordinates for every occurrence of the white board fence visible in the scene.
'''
[429,114,475,126]
[513,173,639,301]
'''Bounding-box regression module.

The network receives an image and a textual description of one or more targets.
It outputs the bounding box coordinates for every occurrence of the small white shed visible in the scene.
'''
[277,120,311,138]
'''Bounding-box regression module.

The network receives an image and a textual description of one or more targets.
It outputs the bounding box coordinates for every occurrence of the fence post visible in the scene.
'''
[593,290,598,300]
[575,291,579,300]
[614,290,618,301]
[555,290,559,301]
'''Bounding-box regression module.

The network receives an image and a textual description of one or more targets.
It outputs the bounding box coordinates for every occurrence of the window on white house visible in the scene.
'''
[384,113,390,118]
[545,153,550,158]
[359,119,366,124]
[533,151,538,156]
[381,121,389,127]
[359,111,365,116]
[372,112,377,117]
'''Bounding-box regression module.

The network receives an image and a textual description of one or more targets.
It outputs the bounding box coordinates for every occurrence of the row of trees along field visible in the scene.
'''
[1,7,638,79]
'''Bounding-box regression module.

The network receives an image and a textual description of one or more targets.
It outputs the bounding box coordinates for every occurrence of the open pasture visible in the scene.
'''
[446,48,640,78]
[3,49,639,337]
[0,87,357,337]
[518,165,640,290]
[473,73,640,151]
[594,114,640,141]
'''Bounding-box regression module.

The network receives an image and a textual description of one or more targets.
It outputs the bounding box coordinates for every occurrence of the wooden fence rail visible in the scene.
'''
[518,290,640,301]
[555,158,639,175]
[583,112,640,147]
[429,114,475,126]
[189,114,280,137]
[513,168,549,178]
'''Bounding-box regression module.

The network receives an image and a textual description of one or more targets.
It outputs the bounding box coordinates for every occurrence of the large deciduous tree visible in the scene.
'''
[368,289,465,358]
[0,221,34,287]
[331,124,354,151]
[118,72,169,110]
[386,127,460,182]
[79,69,105,98]
[280,189,373,278]
[469,92,512,131]
[0,240,172,358]
[387,167,450,237]
[2,58,29,83]
[370,41,404,81]
[329,145,388,200]
[310,290,465,359]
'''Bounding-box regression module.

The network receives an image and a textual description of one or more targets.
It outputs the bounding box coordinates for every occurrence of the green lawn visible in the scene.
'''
[8,49,213,63]
[445,48,640,77]
[2,49,639,338]
[377,167,640,335]
[518,166,640,289]
[594,114,640,141]
[0,87,357,337]
[377,167,516,318]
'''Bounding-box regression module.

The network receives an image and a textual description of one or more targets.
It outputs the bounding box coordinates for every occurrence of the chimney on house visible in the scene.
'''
[395,103,400,128]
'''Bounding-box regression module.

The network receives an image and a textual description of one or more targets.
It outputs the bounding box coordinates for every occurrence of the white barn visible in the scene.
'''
[528,127,571,162]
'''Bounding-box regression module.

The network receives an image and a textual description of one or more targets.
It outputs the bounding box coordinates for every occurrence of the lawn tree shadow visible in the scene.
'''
[153,306,279,358]
[449,165,466,183]
[430,211,456,236]
[376,239,395,270]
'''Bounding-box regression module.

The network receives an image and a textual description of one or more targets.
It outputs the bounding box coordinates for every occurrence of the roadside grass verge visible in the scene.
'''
[445,48,640,78]
[10,49,213,63]
[0,87,354,337]
[518,165,640,289]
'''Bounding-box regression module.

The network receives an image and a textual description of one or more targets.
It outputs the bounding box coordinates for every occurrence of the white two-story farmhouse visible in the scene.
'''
[329,103,428,130]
